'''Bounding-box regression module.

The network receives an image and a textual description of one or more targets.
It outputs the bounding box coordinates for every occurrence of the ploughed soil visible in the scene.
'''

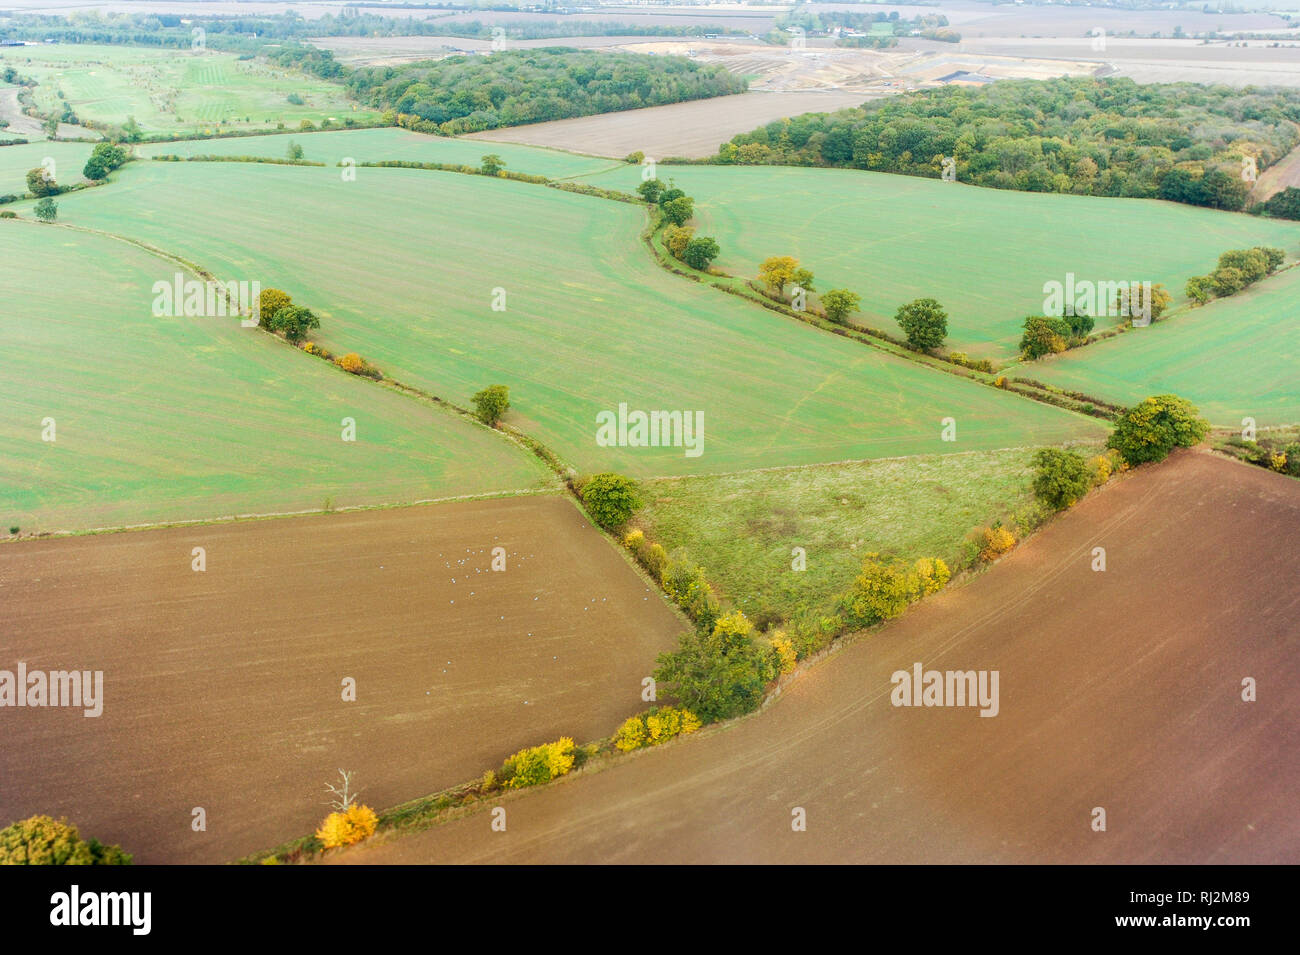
[0,495,684,863]
[333,450,1299,864]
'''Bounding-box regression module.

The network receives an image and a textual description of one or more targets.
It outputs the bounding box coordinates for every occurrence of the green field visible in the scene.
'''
[0,218,551,532]
[33,159,1108,477]
[1026,265,1300,427]
[138,127,620,179]
[0,45,378,136]
[0,139,92,195]
[635,447,1069,622]
[577,164,1300,361]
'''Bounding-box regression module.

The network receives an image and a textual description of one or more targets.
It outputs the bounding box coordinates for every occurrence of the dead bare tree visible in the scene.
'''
[323,769,362,812]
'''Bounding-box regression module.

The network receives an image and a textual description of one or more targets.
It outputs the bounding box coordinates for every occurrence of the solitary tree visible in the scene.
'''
[636,178,664,204]
[34,197,57,222]
[268,304,319,343]
[26,166,56,197]
[758,255,799,295]
[1107,394,1210,466]
[661,195,694,226]
[821,288,861,324]
[579,472,641,530]
[480,154,505,176]
[286,140,305,161]
[895,297,948,350]
[255,288,292,327]
[473,384,510,426]
[683,236,720,271]
[1031,448,1093,510]
[1019,315,1069,359]
[663,223,694,260]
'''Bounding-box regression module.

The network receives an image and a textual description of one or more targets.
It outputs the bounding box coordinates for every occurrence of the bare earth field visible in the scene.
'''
[947,37,1300,87]
[0,495,684,863]
[333,451,1300,864]
[464,90,870,159]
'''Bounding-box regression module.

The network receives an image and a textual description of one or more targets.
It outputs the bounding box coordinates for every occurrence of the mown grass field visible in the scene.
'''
[138,127,620,179]
[577,164,1300,361]
[1027,264,1300,426]
[0,45,378,135]
[40,159,1108,477]
[0,139,92,195]
[0,219,552,532]
[634,447,1076,623]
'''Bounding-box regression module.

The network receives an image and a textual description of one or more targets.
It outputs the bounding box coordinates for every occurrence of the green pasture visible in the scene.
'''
[1025,264,1300,427]
[0,139,92,195]
[0,218,550,533]
[636,447,1066,622]
[0,45,378,135]
[40,160,1107,478]
[137,127,621,179]
[576,163,1300,361]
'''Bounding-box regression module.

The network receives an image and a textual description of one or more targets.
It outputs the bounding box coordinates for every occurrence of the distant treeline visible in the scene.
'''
[347,49,746,135]
[720,78,1300,211]
[772,8,958,46]
[0,11,744,46]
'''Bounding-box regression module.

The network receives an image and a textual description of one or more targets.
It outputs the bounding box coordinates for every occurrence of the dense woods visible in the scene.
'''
[346,49,746,135]
[721,78,1300,211]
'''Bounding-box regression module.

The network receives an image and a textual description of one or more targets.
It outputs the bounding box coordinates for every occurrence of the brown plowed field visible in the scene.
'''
[0,495,685,863]
[334,451,1300,864]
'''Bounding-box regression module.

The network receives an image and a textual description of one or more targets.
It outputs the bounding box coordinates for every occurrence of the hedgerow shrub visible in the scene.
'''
[979,526,1016,562]
[840,554,951,628]
[613,706,701,752]
[499,737,576,789]
[0,815,131,865]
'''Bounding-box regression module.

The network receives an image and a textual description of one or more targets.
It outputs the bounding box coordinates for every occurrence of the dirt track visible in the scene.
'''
[334,451,1300,864]
[0,495,684,863]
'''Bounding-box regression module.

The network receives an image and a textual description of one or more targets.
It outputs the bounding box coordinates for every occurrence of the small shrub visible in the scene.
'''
[979,526,1016,562]
[840,554,950,628]
[499,737,576,789]
[315,803,378,849]
[8,526,17,535]
[614,714,649,752]
[1284,443,1300,477]
[1088,453,1113,486]
[623,528,645,549]
[1032,448,1093,510]
[769,632,797,674]
[336,352,366,375]
[644,541,669,581]
[1270,451,1288,472]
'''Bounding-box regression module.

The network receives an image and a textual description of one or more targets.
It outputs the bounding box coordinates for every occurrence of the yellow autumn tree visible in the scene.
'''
[315,803,378,850]
[758,255,799,295]
[769,632,797,674]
